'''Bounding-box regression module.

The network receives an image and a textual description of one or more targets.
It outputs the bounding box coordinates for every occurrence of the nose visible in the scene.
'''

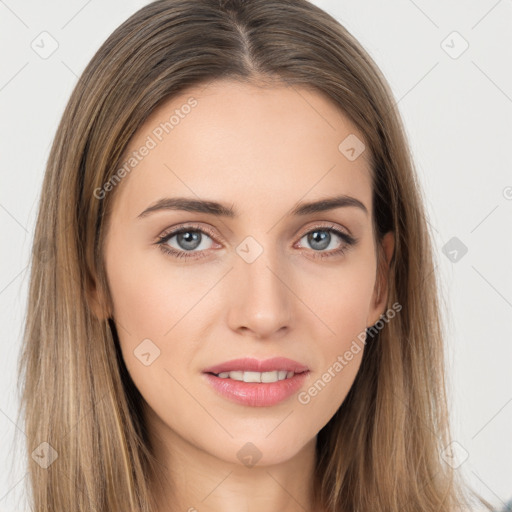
[226,249,293,339]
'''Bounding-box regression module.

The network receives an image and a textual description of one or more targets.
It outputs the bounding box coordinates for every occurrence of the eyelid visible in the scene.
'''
[157,221,354,244]
[156,222,223,245]
[294,221,354,242]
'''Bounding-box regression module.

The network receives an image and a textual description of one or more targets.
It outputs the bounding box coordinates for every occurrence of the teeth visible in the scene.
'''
[216,370,296,383]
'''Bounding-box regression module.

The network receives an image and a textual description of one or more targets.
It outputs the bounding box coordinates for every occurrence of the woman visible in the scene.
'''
[16,0,495,511]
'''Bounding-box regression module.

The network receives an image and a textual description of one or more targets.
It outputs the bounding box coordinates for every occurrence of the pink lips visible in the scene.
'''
[202,357,310,407]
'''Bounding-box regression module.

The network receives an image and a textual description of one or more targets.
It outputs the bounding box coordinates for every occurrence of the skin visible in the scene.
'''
[91,78,394,512]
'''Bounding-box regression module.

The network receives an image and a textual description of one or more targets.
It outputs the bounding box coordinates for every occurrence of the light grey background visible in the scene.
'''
[1,1,511,510]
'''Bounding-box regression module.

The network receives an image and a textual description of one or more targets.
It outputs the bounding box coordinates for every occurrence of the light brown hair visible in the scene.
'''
[16,0,494,510]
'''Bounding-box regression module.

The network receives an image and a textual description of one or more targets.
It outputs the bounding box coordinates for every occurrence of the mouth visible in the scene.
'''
[202,357,310,407]
[207,369,306,383]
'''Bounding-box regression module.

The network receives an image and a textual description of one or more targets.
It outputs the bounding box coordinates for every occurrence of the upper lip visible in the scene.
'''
[203,357,309,375]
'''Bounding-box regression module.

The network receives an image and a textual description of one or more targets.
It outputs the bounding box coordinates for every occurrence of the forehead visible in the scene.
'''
[111,79,373,220]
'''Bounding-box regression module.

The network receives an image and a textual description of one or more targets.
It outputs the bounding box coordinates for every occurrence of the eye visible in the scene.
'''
[155,222,357,261]
[156,223,219,261]
[295,224,356,259]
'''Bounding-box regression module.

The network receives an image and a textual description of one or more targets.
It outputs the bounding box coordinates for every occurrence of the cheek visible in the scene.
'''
[299,255,377,338]
[106,261,168,338]
[292,257,376,423]
[105,239,211,338]
[104,248,205,428]
[103,241,220,396]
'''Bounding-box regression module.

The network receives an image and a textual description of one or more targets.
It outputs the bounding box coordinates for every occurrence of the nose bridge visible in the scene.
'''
[227,234,293,336]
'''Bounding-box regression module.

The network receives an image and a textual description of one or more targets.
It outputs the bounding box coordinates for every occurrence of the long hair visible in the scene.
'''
[16,0,494,510]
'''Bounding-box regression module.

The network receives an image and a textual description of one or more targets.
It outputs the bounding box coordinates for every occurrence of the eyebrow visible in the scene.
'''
[137,194,368,219]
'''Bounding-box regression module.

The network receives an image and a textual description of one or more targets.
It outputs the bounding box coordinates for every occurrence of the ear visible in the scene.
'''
[367,231,395,327]
[86,275,111,321]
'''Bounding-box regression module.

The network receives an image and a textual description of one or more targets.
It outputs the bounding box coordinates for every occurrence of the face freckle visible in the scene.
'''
[102,78,391,470]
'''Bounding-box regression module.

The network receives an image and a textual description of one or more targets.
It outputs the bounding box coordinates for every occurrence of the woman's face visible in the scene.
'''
[99,79,393,467]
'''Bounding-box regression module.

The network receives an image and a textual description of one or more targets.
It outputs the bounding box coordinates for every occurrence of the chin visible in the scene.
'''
[200,430,314,468]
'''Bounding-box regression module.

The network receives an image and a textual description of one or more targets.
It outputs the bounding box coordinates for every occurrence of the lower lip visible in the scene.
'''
[203,372,309,407]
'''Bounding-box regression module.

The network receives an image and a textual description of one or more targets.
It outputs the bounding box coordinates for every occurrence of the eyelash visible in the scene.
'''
[155,222,357,261]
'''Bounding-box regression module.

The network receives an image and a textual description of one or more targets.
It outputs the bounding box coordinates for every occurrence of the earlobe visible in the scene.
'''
[367,231,395,327]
